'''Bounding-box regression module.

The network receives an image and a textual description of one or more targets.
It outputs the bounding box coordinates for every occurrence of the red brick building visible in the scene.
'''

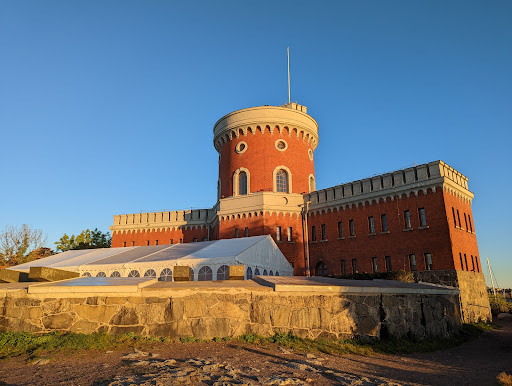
[110,102,490,321]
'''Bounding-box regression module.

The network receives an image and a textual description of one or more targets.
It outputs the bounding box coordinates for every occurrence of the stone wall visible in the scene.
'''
[0,288,461,340]
[415,270,491,323]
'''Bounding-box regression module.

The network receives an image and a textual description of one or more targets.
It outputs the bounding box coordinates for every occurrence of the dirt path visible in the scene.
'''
[0,320,510,385]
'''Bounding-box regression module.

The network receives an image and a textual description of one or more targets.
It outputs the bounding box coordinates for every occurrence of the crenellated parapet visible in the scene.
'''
[110,208,216,235]
[304,160,474,215]
[213,103,319,151]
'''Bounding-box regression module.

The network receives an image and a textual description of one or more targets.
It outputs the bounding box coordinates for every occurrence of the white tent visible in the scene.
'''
[9,235,294,281]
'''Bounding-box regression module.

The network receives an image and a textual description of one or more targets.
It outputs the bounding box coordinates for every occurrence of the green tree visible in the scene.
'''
[54,228,111,252]
[0,224,50,266]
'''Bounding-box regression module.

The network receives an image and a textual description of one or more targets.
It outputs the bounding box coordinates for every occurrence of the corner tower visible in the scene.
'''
[212,103,319,274]
[214,103,319,198]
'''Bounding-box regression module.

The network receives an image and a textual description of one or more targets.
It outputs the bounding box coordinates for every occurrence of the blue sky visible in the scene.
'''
[1,1,510,287]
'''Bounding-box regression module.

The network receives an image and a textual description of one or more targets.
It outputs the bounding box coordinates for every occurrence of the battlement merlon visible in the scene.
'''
[110,207,217,233]
[305,160,474,211]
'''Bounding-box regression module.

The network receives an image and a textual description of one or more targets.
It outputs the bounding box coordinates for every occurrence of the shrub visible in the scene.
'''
[498,372,512,386]
[332,270,414,283]
[489,294,512,315]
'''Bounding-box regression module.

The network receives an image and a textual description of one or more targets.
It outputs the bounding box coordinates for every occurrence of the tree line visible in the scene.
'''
[0,224,111,267]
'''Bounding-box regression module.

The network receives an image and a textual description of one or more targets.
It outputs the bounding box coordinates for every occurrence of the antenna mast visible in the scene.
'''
[487,257,497,296]
[287,46,291,103]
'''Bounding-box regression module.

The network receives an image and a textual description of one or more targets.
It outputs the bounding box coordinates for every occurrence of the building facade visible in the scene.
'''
[110,103,490,321]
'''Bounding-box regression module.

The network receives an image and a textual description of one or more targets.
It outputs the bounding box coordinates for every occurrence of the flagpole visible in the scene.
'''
[287,46,291,104]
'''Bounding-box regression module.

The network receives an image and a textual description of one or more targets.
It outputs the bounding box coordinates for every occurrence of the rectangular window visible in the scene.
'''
[179,238,183,243]
[132,241,135,246]
[457,209,462,228]
[276,226,282,242]
[245,227,249,237]
[372,257,378,273]
[234,228,239,238]
[155,240,159,245]
[418,208,427,227]
[468,215,473,233]
[475,256,480,272]
[123,241,126,247]
[287,227,293,242]
[452,207,457,227]
[311,226,316,242]
[170,239,174,244]
[409,254,417,271]
[321,224,326,240]
[193,238,197,242]
[464,254,468,271]
[381,214,388,232]
[471,255,475,271]
[352,258,357,274]
[368,217,375,234]
[459,253,464,270]
[464,213,468,231]
[349,220,355,236]
[340,260,346,275]
[425,253,433,270]
[146,240,150,246]
[404,210,412,229]
[337,221,343,238]
[385,256,392,272]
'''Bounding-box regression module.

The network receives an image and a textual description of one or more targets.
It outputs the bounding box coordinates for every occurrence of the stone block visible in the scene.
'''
[29,267,79,282]
[42,313,75,330]
[110,307,139,326]
[0,269,30,283]
[173,266,193,282]
[109,325,144,335]
[71,320,100,334]
[229,265,244,280]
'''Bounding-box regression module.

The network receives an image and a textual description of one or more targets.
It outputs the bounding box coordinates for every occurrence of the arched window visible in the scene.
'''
[144,269,156,277]
[198,266,213,281]
[315,262,328,276]
[128,270,140,277]
[96,272,106,277]
[159,268,173,281]
[275,271,280,276]
[239,171,247,195]
[110,271,121,277]
[82,272,91,277]
[254,268,260,276]
[309,175,316,192]
[217,265,229,280]
[269,270,273,276]
[263,269,268,275]
[246,267,253,280]
[276,170,288,193]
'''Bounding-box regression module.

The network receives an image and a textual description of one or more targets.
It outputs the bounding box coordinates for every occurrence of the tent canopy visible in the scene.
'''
[9,235,294,281]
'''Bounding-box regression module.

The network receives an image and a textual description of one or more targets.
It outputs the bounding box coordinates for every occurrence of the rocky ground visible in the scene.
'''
[0,319,510,386]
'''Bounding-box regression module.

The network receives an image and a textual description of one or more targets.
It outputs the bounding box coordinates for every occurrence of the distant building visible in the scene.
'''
[110,103,490,322]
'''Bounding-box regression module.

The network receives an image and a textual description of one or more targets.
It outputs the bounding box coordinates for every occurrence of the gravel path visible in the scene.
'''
[0,320,510,385]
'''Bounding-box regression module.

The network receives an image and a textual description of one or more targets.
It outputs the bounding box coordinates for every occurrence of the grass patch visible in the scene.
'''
[237,323,494,356]
[0,331,162,359]
[0,322,494,359]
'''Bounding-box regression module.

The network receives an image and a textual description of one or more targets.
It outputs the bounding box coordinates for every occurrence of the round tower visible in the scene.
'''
[213,103,319,198]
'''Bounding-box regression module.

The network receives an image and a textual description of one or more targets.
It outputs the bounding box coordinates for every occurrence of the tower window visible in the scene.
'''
[352,258,357,274]
[340,259,346,275]
[337,221,343,238]
[321,224,326,240]
[234,228,239,238]
[368,217,375,234]
[425,253,433,270]
[468,215,473,233]
[385,256,392,272]
[464,213,468,231]
[276,169,288,193]
[381,214,388,232]
[309,175,316,192]
[404,210,412,229]
[239,171,247,195]
[349,220,355,237]
[409,254,417,271]
[244,227,249,237]
[287,227,293,242]
[311,226,316,242]
[418,208,427,227]
[372,257,378,273]
[457,210,462,228]
[276,226,282,242]
[452,207,457,227]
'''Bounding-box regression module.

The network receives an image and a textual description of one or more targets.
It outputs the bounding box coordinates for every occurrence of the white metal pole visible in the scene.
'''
[287,46,291,104]
[487,257,496,297]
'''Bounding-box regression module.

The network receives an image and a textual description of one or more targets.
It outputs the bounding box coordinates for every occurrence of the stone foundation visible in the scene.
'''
[0,282,461,340]
[415,270,491,323]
